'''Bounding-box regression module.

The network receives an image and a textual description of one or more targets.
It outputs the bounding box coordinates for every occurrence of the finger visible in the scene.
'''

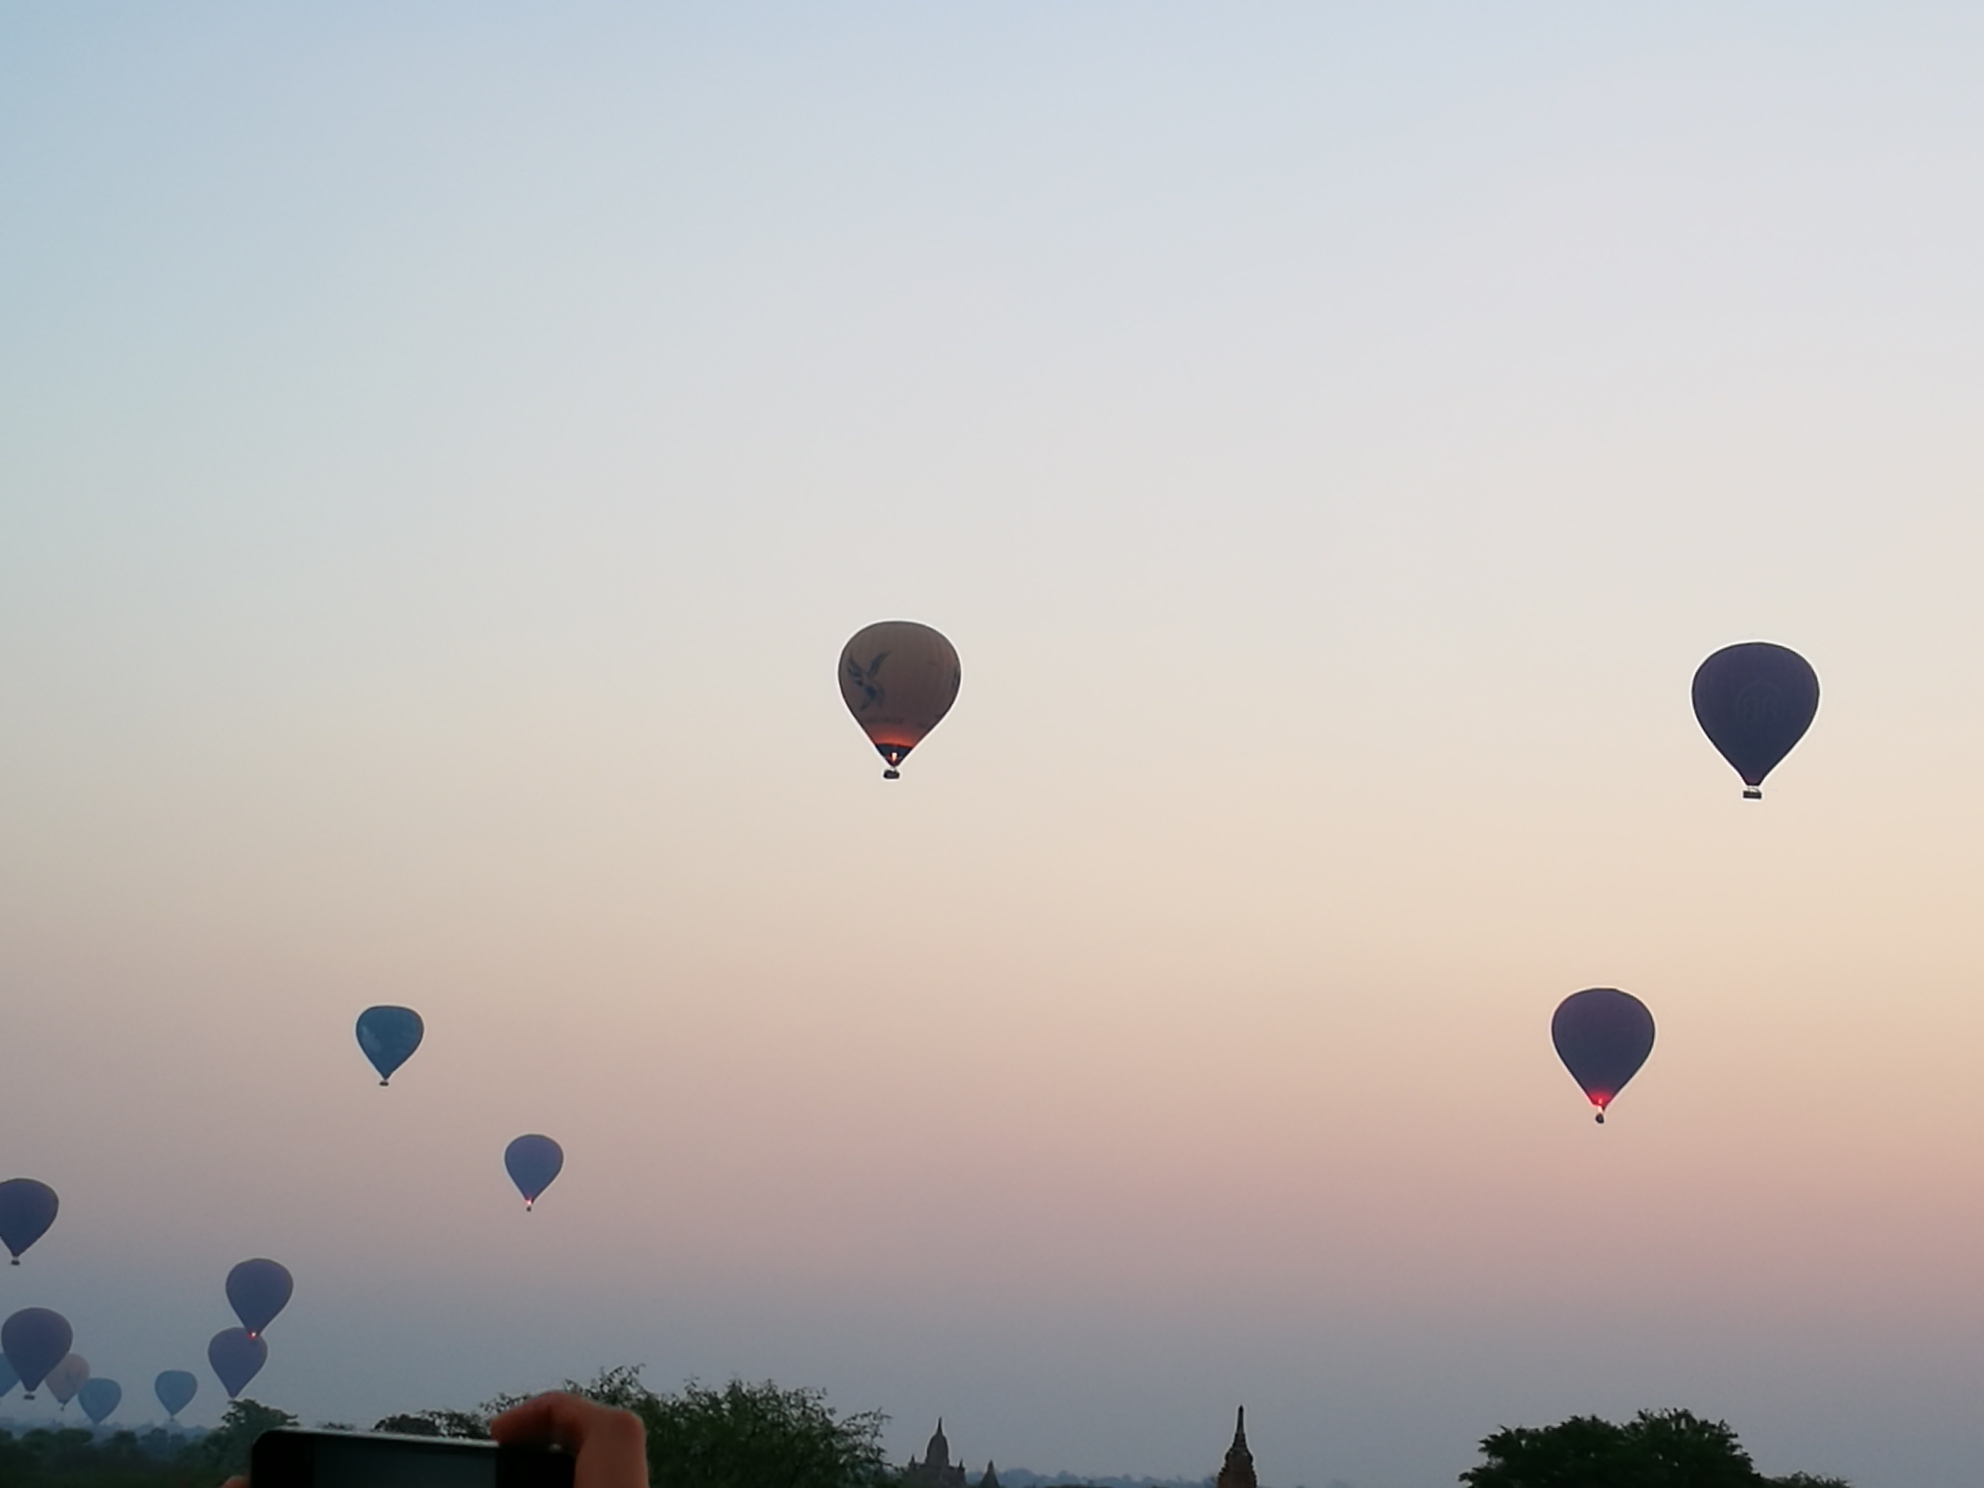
[490,1393,645,1488]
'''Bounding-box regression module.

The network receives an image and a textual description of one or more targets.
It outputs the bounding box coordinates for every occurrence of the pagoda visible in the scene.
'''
[1215,1407,1257,1488]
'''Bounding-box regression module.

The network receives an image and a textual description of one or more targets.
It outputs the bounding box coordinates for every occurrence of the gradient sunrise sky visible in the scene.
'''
[6,6,1984,1486]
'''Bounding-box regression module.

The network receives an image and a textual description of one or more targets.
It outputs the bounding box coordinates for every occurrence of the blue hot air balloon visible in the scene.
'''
[226,1258,294,1339]
[155,1368,198,1419]
[79,1377,122,1425]
[0,1178,59,1264]
[0,1353,18,1398]
[355,1005,425,1086]
[208,1329,267,1399]
[504,1135,564,1211]
[1692,642,1820,799]
[2,1308,73,1399]
[1552,987,1657,1125]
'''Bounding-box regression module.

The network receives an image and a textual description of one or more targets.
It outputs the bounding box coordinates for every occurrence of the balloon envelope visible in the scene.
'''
[1,1308,73,1397]
[838,621,961,778]
[355,1005,425,1085]
[1552,988,1656,1123]
[504,1134,564,1210]
[226,1257,294,1338]
[0,1178,59,1263]
[78,1377,122,1424]
[45,1353,88,1406]
[155,1368,198,1418]
[208,1329,267,1399]
[1692,642,1819,797]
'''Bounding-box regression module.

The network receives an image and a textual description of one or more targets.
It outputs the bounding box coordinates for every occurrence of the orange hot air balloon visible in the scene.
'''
[838,621,960,779]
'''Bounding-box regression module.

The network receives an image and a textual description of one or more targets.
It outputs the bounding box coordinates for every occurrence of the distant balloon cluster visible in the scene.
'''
[0,1257,293,1423]
[1,996,563,1419]
[0,626,1820,1426]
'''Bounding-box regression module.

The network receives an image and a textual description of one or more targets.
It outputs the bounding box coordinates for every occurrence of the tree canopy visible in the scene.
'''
[1459,1407,1850,1488]
[508,1366,894,1488]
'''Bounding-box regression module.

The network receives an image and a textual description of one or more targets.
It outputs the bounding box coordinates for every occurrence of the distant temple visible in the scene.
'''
[905,1419,973,1488]
[1215,1407,1257,1488]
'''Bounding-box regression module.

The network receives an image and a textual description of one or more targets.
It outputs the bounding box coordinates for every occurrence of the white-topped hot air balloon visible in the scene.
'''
[838,621,960,779]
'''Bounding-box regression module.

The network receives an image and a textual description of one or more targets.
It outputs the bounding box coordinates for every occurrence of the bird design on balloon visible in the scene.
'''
[838,622,960,779]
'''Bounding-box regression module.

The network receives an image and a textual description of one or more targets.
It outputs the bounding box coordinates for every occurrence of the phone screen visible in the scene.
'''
[314,1439,498,1488]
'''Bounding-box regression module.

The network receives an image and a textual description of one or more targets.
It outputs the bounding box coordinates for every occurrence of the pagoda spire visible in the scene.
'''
[1215,1406,1256,1488]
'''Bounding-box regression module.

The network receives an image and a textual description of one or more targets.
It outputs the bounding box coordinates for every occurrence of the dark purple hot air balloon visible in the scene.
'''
[1692,642,1819,799]
[2,1308,73,1399]
[0,1178,59,1264]
[208,1328,267,1399]
[155,1368,198,1419]
[504,1134,564,1211]
[355,1005,425,1086]
[226,1258,293,1339]
[1552,988,1656,1124]
[78,1377,122,1424]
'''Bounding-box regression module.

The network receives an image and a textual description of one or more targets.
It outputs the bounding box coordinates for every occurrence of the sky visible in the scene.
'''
[5,5,1984,1485]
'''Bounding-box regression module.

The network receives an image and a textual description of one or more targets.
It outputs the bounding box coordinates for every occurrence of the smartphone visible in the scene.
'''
[252,1428,576,1488]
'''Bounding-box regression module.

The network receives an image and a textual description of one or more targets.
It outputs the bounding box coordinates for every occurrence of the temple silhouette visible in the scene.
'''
[905,1407,1250,1488]
[1215,1407,1256,1488]
[904,1418,997,1488]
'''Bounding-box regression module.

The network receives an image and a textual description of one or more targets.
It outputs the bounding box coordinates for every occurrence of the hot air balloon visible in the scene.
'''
[1552,987,1656,1124]
[0,1178,58,1264]
[355,1005,425,1086]
[208,1328,267,1399]
[45,1353,88,1408]
[0,1354,18,1398]
[226,1258,294,1338]
[155,1368,198,1419]
[1692,642,1819,799]
[1,1308,72,1399]
[504,1134,564,1211]
[78,1377,122,1425]
[838,621,961,779]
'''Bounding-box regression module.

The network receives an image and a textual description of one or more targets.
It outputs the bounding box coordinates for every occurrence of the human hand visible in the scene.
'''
[491,1391,648,1488]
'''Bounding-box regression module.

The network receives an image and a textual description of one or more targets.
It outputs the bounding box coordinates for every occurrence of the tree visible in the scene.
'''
[373,1408,495,1439]
[191,1397,301,1480]
[1459,1408,1850,1488]
[469,1366,890,1488]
